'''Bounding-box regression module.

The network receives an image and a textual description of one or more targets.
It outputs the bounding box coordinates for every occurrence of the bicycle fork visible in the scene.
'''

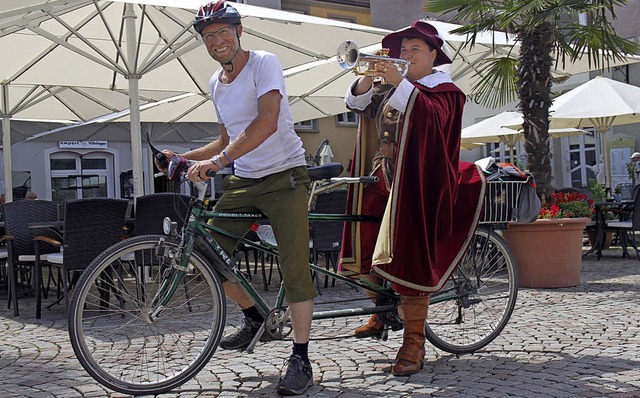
[146,236,193,322]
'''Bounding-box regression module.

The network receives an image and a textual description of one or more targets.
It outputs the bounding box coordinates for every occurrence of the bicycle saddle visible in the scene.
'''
[307,162,344,181]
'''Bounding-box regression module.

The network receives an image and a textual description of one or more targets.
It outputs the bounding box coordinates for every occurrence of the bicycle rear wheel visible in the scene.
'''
[69,235,226,395]
[425,227,517,354]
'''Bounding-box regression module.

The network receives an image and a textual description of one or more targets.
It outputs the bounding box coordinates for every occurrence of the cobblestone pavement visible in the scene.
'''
[1,248,639,398]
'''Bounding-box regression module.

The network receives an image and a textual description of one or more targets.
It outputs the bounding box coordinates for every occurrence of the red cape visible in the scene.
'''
[340,81,485,293]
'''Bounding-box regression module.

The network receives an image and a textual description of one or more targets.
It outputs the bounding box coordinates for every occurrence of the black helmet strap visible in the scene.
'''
[221,26,241,73]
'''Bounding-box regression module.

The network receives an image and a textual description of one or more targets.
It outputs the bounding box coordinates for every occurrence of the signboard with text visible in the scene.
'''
[58,141,108,149]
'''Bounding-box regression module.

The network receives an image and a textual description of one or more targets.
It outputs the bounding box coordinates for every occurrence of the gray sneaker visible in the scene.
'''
[219,317,261,351]
[276,354,313,396]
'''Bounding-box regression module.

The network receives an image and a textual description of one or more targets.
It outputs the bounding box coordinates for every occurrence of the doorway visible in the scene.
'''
[563,130,598,188]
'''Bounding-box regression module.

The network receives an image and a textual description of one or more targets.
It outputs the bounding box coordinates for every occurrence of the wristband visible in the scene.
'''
[222,150,234,165]
[210,155,225,170]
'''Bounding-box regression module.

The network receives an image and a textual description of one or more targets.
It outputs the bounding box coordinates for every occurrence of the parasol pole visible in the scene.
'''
[1,84,13,202]
[124,3,144,197]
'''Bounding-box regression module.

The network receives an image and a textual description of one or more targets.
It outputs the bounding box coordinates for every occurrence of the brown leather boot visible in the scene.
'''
[354,314,384,338]
[391,295,429,376]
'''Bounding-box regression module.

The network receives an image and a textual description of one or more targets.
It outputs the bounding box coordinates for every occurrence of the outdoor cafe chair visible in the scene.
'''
[132,193,191,236]
[310,189,347,290]
[3,200,59,317]
[123,193,191,278]
[0,207,7,291]
[615,182,634,201]
[34,198,128,317]
[605,188,640,261]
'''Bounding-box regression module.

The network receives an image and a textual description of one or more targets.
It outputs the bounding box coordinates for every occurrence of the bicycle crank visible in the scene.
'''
[264,306,292,340]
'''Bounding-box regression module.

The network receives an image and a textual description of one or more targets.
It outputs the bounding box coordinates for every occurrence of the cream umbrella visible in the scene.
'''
[547,76,640,186]
[0,0,389,198]
[462,111,587,160]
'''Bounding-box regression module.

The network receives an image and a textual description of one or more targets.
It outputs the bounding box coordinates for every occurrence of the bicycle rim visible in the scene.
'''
[426,228,518,354]
[68,235,226,395]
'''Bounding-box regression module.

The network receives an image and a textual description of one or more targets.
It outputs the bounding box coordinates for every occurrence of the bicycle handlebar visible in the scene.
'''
[158,155,375,187]
[330,176,378,184]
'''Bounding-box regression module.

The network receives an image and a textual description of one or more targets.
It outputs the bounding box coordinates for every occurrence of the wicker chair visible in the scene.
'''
[133,193,191,236]
[310,189,347,289]
[3,200,60,316]
[36,198,128,316]
[0,207,7,290]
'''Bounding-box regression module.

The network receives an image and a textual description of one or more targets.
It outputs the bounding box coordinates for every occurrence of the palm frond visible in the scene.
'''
[469,57,519,108]
[565,20,639,69]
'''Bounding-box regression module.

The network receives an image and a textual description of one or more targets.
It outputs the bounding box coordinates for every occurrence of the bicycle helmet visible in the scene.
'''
[194,1,242,34]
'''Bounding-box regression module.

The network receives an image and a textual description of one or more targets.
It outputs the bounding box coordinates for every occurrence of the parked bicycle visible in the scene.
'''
[68,156,520,395]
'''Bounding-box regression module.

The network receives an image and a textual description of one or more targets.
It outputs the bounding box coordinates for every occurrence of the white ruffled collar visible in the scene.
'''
[414,70,453,88]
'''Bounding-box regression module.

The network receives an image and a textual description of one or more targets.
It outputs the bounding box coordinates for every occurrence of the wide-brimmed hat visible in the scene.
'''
[381,20,452,66]
[631,152,640,159]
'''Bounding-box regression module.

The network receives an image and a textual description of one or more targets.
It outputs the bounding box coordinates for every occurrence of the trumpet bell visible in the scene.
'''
[337,40,360,69]
[336,40,409,77]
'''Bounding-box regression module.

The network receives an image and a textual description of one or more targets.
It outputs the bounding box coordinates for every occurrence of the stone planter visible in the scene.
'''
[503,218,590,288]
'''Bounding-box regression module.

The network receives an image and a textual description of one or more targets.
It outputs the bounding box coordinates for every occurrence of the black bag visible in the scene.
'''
[512,178,541,223]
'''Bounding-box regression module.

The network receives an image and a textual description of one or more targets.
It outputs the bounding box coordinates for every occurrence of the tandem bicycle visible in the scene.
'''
[67,157,521,395]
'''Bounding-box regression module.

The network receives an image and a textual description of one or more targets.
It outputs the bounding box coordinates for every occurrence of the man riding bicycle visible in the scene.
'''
[156,1,316,395]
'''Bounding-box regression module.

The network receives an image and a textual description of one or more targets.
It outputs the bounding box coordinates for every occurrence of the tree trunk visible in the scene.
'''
[518,22,554,199]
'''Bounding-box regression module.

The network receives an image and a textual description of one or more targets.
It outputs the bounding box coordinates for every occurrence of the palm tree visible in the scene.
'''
[425,0,639,195]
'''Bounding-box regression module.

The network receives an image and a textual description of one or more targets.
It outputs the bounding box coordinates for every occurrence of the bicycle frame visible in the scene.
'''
[148,175,493,351]
[149,179,399,326]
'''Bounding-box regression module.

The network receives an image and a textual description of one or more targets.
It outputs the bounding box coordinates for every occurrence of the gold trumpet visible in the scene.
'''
[337,40,409,77]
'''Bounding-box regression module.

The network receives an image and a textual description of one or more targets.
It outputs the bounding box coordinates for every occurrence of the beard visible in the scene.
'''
[211,49,235,65]
[208,40,238,65]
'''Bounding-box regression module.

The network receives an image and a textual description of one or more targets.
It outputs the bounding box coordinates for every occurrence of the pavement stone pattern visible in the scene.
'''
[1,247,639,398]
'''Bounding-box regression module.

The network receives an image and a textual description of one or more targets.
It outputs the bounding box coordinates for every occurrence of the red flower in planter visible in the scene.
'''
[539,192,594,219]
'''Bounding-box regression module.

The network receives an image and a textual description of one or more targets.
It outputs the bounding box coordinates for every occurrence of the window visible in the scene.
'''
[327,14,356,23]
[50,152,114,202]
[294,119,318,133]
[336,112,358,127]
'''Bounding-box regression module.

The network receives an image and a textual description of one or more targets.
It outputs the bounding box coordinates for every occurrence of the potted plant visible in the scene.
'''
[503,191,593,288]
[626,161,637,186]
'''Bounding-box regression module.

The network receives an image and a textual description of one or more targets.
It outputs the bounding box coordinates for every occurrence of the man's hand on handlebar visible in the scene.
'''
[154,149,219,183]
[187,160,217,183]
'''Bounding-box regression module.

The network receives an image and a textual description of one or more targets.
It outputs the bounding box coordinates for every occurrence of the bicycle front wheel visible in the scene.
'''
[426,227,518,354]
[69,235,226,395]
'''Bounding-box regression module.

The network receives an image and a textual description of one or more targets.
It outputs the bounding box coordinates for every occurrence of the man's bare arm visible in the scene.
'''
[222,89,281,161]
[179,131,229,161]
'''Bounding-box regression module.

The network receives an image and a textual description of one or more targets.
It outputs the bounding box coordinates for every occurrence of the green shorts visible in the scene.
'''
[209,166,318,303]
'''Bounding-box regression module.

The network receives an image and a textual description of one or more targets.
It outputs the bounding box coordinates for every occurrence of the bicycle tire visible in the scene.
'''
[425,227,518,354]
[68,235,226,395]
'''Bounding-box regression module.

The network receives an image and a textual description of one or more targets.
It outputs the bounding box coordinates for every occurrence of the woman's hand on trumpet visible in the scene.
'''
[374,60,404,87]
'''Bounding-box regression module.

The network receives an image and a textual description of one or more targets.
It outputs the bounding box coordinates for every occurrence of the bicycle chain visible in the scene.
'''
[264,296,399,342]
